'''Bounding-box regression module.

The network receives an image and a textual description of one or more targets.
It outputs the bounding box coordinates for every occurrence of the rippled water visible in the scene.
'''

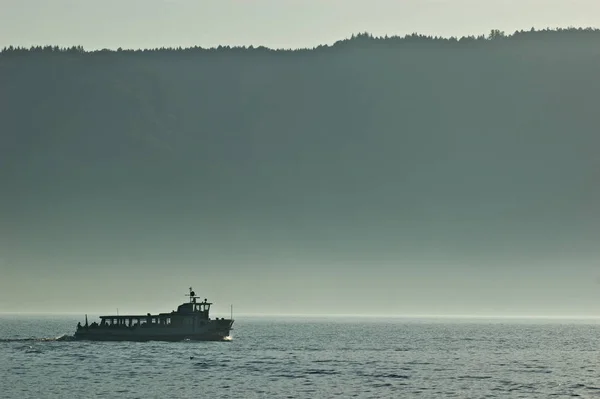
[1,315,600,398]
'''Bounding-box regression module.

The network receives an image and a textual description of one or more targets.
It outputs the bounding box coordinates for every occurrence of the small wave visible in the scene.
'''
[193,361,214,369]
[313,359,346,364]
[0,334,75,343]
[305,368,340,375]
[456,375,493,380]
[14,344,43,353]
[381,373,410,379]
[371,382,394,388]
[0,338,35,343]
[49,334,75,341]
[573,385,600,391]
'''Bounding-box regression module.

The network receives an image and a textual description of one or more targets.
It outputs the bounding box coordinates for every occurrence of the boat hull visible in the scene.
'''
[74,320,233,342]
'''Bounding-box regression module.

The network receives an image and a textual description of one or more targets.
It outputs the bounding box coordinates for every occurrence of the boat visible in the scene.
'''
[74,288,234,341]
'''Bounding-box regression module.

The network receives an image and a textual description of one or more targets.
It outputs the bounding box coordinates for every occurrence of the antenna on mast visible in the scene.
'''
[186,287,197,303]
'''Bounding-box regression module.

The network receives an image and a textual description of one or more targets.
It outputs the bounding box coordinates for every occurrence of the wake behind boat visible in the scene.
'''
[74,288,233,341]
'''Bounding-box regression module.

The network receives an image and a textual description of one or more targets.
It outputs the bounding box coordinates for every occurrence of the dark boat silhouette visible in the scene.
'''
[74,288,233,341]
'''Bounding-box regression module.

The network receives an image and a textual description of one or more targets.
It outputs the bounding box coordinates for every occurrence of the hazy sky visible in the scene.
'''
[2,0,600,50]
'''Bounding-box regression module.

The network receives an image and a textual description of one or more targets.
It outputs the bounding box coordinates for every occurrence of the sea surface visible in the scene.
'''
[1,315,600,398]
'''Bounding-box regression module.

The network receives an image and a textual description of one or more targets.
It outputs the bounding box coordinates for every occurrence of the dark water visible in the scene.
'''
[1,315,600,398]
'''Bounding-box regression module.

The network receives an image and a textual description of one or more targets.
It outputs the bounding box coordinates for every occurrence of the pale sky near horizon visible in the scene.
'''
[1,0,600,50]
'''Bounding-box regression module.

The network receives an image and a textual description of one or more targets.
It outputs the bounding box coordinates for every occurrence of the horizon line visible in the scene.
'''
[2,312,600,320]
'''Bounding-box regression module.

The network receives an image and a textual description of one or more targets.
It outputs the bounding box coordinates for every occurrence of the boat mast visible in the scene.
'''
[186,287,198,303]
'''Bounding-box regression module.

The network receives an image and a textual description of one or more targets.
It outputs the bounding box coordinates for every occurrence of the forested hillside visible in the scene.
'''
[2,28,599,267]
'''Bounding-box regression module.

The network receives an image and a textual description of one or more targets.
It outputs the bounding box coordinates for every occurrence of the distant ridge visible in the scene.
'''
[1,27,600,54]
[1,23,599,287]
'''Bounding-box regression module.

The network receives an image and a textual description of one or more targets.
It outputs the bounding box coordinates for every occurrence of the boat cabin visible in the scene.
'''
[92,288,213,329]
